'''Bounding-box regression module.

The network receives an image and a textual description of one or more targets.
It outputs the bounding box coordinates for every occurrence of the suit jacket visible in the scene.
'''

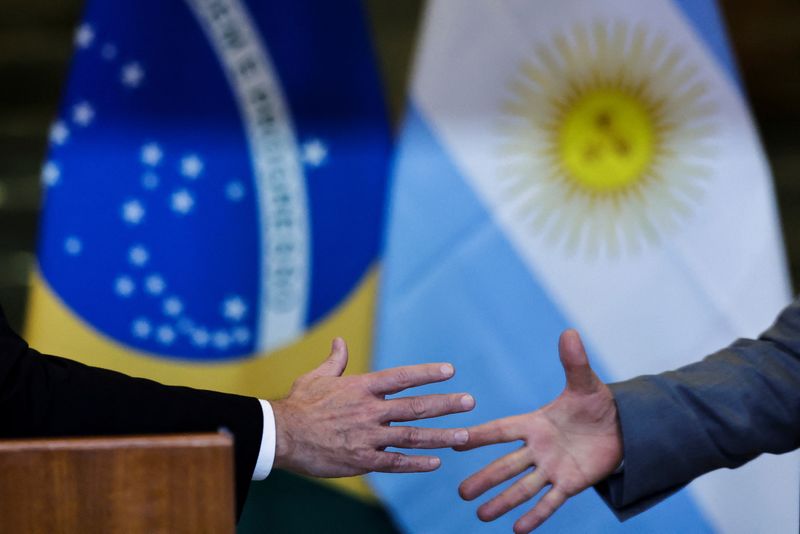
[0,305,262,519]
[596,297,800,519]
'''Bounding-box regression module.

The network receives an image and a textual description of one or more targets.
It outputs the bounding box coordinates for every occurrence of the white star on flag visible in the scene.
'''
[64,236,82,256]
[121,62,145,88]
[121,199,146,225]
[163,297,184,317]
[191,328,210,347]
[72,101,95,126]
[212,331,232,350]
[180,154,204,179]
[222,296,248,321]
[225,181,245,201]
[114,276,135,297]
[140,142,163,166]
[42,162,60,187]
[145,274,166,295]
[128,245,149,267]
[171,189,195,215]
[74,23,94,49]
[49,121,70,145]
[232,326,251,344]
[301,139,328,167]
[156,325,176,345]
[131,318,152,338]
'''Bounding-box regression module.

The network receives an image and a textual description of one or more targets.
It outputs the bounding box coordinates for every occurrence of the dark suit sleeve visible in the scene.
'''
[595,297,800,520]
[0,307,263,519]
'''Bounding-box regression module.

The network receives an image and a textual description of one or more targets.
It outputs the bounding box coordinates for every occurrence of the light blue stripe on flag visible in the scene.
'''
[369,106,714,534]
[672,0,743,89]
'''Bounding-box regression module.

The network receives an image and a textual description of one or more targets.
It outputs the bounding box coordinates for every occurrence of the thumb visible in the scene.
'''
[309,337,349,378]
[558,329,600,394]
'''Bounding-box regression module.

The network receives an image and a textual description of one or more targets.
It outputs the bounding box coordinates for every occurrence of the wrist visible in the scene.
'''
[270,399,293,471]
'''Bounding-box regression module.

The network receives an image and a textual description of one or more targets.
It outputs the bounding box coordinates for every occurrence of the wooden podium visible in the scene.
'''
[0,433,236,533]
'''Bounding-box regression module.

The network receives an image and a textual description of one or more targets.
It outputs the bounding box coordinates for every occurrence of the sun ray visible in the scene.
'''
[536,44,565,82]
[616,202,644,254]
[625,25,651,86]
[593,21,612,75]
[609,21,628,66]
[554,33,580,77]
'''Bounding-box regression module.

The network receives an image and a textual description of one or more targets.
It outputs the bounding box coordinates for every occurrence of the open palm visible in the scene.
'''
[457,330,622,534]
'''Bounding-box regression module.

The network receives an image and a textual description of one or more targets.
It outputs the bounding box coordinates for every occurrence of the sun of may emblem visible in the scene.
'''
[498,22,718,256]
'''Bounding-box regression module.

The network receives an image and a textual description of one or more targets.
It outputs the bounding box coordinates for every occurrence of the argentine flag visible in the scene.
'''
[370,1,796,533]
[27,0,393,521]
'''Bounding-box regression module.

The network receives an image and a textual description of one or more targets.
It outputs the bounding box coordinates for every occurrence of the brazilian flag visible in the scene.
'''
[26,0,399,531]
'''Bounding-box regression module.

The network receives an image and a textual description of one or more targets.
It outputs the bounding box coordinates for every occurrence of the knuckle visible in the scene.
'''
[361,399,381,420]
[355,375,372,391]
[391,454,407,469]
[372,454,388,470]
[380,405,395,422]
[294,374,310,386]
[520,483,536,500]
[500,455,516,472]
[395,368,412,388]
[364,452,381,471]
[511,483,528,500]
[409,397,428,418]
[365,448,386,469]
[405,427,423,447]
[373,428,391,448]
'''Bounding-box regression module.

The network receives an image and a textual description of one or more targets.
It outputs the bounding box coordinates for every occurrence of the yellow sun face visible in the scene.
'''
[499,22,716,256]
[558,89,658,192]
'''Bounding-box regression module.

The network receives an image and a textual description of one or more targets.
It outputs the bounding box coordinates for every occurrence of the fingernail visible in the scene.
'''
[429,457,441,467]
[441,364,454,377]
[454,429,469,444]
[460,394,475,410]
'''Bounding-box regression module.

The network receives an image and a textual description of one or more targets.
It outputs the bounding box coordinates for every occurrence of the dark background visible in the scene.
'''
[1,0,798,331]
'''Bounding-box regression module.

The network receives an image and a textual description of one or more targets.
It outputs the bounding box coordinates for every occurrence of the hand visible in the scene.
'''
[272,337,475,477]
[457,330,622,533]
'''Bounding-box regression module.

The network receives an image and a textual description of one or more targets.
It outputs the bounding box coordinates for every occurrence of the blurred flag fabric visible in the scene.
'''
[370,1,796,533]
[26,0,400,531]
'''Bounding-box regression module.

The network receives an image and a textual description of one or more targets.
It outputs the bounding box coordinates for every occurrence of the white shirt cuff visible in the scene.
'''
[251,399,276,480]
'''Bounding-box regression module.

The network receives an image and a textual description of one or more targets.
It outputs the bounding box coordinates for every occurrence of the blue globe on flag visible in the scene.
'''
[37,0,391,362]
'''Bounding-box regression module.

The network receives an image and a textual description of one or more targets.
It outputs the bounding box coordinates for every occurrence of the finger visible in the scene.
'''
[372,452,442,473]
[559,330,599,394]
[459,447,531,501]
[477,469,549,523]
[512,487,568,534]
[367,363,455,395]
[453,414,526,451]
[307,337,349,379]
[383,426,470,449]
[383,393,475,423]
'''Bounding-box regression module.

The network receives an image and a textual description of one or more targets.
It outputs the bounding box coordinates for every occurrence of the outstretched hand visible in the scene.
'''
[272,338,475,478]
[457,330,622,533]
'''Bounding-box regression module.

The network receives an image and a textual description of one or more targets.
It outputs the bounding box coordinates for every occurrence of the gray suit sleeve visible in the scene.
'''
[595,297,800,520]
